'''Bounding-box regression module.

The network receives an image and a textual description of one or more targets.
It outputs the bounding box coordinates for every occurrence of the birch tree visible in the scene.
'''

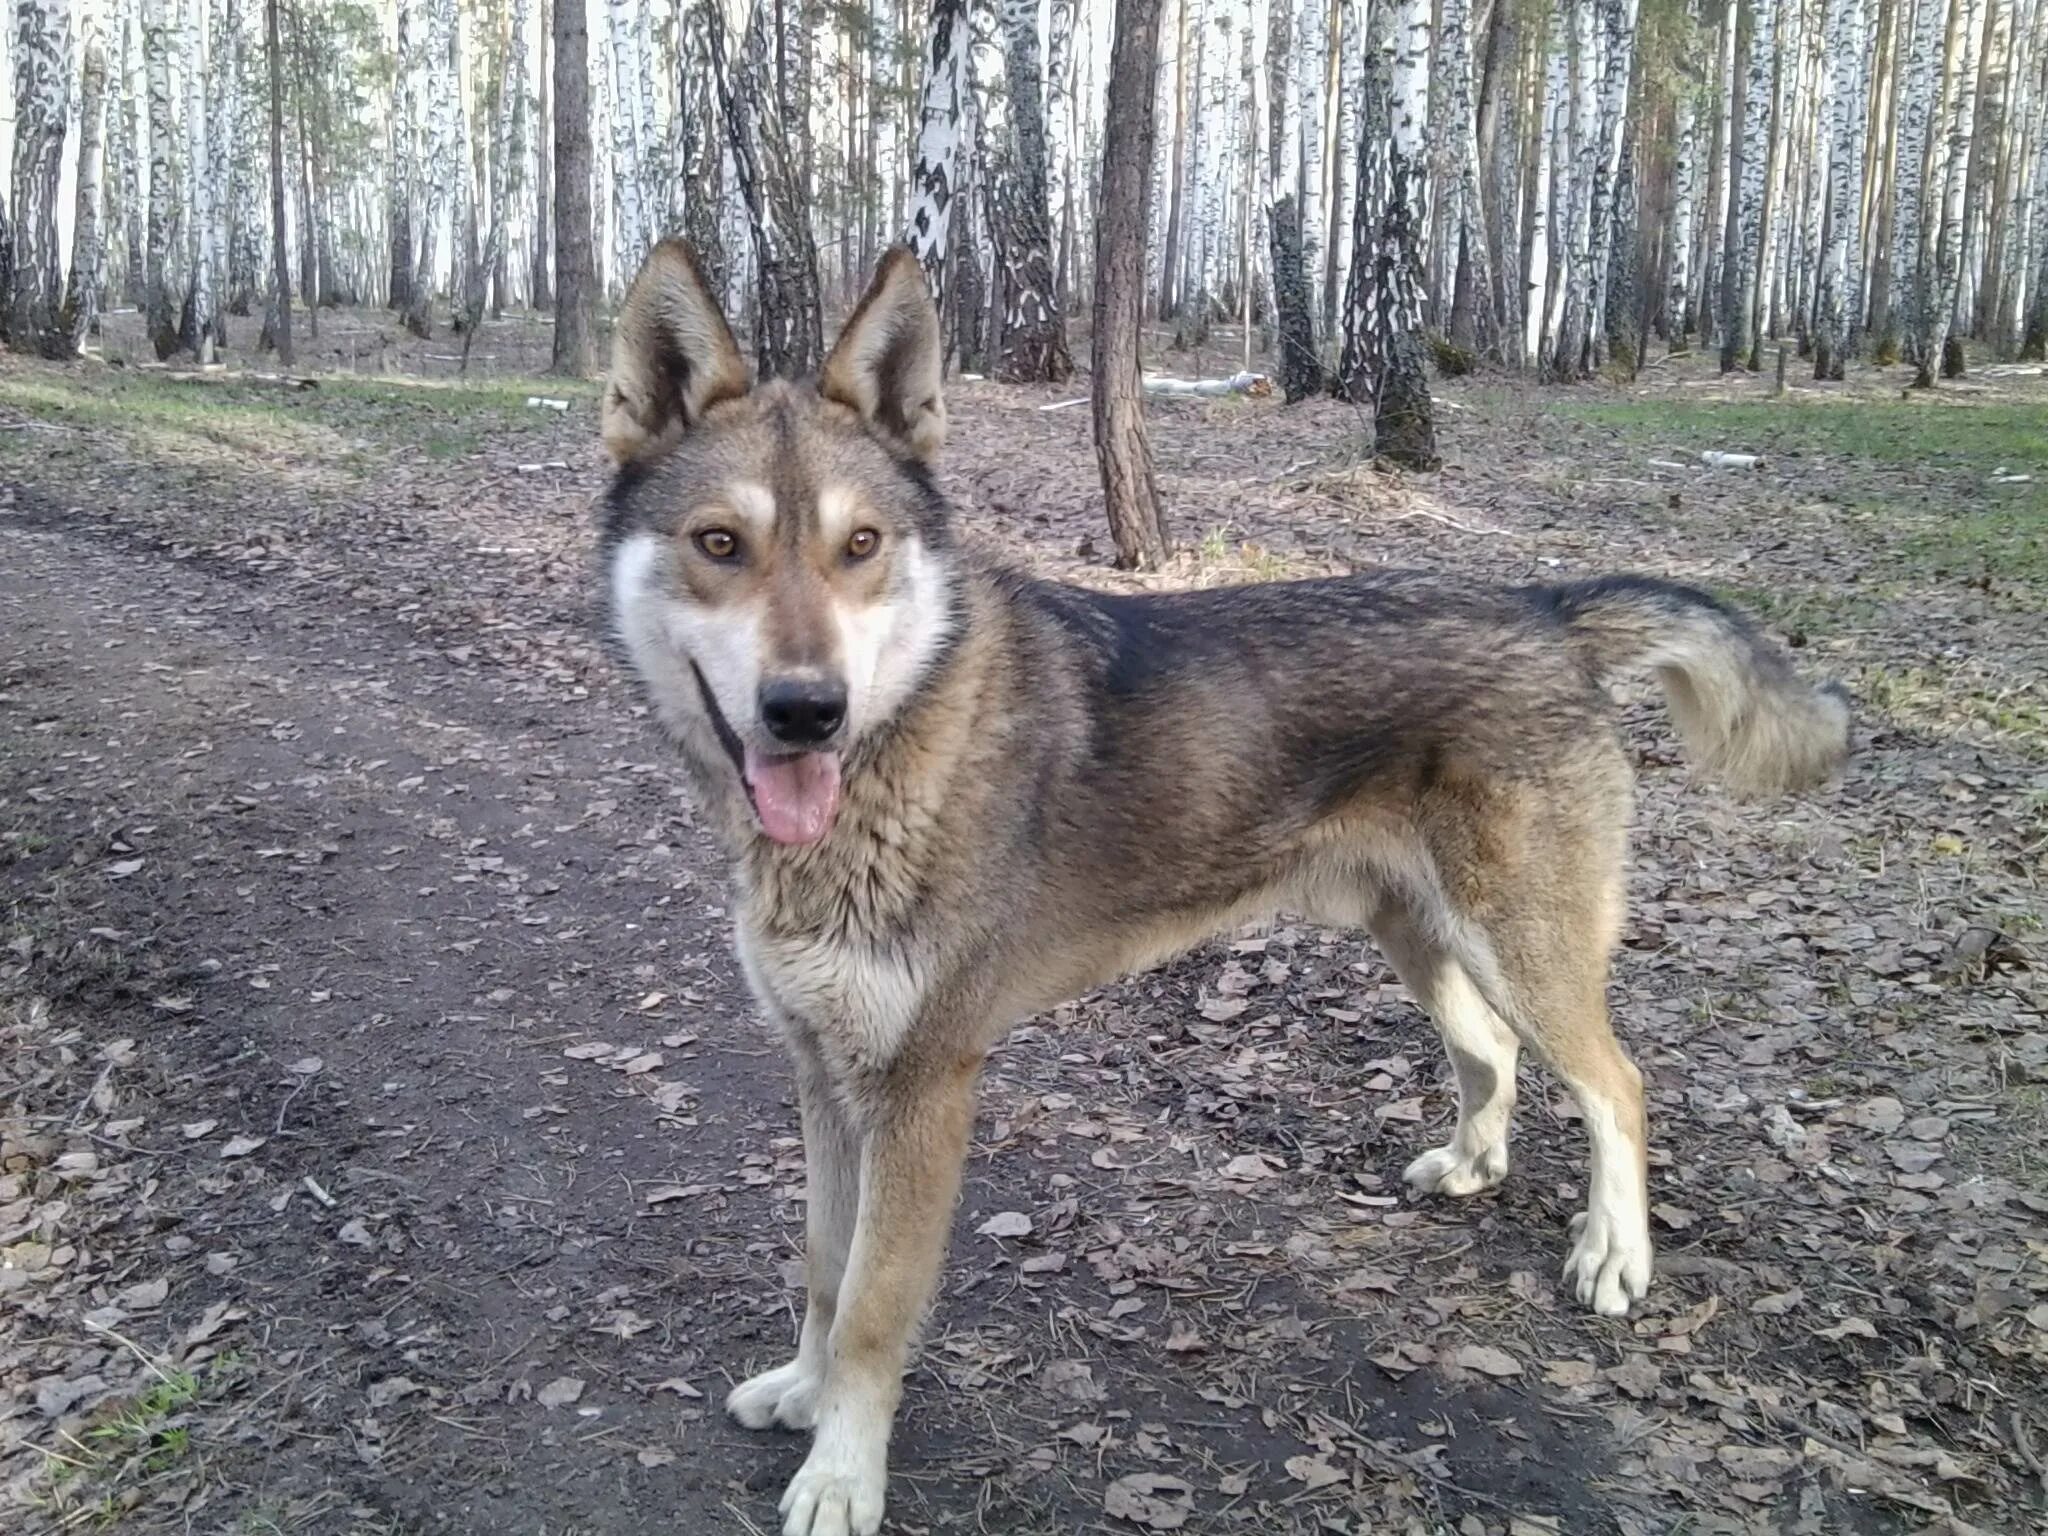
[145,0,180,355]
[1338,0,1438,467]
[60,16,110,353]
[1813,0,1867,376]
[997,0,1073,379]
[8,0,73,356]
[906,0,971,301]
[1916,0,1984,383]
[552,0,596,372]
[707,0,824,376]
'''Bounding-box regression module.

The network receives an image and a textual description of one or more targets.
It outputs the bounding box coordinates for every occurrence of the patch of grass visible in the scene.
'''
[30,1354,246,1525]
[0,361,598,481]
[1860,661,2048,756]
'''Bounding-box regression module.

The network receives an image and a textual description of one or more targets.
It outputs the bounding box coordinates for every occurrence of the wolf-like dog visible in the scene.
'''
[599,241,1852,1536]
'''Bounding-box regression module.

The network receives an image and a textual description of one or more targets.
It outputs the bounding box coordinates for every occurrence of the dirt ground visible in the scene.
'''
[2,306,2045,1536]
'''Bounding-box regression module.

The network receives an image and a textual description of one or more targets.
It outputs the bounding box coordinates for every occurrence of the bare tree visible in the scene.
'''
[997,0,1073,380]
[551,0,596,373]
[1095,0,1171,569]
[1338,0,1438,468]
[7,0,73,357]
[905,0,971,301]
[707,0,823,376]
[264,0,293,364]
[59,15,110,353]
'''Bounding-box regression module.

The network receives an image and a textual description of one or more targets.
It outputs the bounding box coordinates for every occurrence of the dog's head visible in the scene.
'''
[602,242,955,848]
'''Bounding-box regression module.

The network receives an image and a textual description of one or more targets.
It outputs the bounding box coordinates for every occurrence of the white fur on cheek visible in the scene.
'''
[837,537,954,740]
[610,529,764,744]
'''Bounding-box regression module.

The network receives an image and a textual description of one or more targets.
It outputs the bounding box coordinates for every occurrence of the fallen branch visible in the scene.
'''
[1141,369,1273,398]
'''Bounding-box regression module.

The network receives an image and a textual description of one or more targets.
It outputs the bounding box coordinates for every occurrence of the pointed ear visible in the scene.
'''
[602,240,752,467]
[820,246,947,461]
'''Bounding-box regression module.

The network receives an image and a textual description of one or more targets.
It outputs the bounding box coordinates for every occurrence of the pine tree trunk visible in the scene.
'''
[906,0,970,301]
[1095,0,1172,570]
[8,0,74,357]
[264,0,293,364]
[551,0,596,373]
[998,0,1073,380]
[60,18,109,353]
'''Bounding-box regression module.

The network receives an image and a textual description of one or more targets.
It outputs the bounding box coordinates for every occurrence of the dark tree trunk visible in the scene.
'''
[550,0,596,374]
[265,0,294,364]
[1094,0,1171,570]
[1270,196,1322,401]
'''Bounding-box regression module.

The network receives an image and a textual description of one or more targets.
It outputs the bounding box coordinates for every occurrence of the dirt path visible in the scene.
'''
[3,350,2045,1536]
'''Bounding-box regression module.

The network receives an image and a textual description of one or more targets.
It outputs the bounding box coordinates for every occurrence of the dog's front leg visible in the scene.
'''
[777,1055,980,1536]
[728,1043,861,1432]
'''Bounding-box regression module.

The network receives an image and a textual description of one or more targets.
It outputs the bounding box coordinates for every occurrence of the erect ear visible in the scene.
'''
[819,246,946,461]
[602,240,752,467]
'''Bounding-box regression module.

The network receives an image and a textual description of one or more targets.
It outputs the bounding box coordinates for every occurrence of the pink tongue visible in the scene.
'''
[743,747,844,846]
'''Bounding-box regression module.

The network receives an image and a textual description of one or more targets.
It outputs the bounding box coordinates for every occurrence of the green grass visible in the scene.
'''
[30,1354,248,1527]
[0,363,599,479]
[1552,396,2048,588]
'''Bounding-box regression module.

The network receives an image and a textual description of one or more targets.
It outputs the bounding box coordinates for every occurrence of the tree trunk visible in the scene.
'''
[1813,0,1865,378]
[59,17,109,353]
[389,0,414,310]
[145,0,180,357]
[264,0,293,364]
[1915,0,1984,385]
[906,0,971,302]
[998,0,1073,380]
[1440,0,1490,357]
[1156,0,1188,317]
[608,0,646,270]
[8,0,73,357]
[1668,0,1701,347]
[1047,0,1078,300]
[1339,0,1438,469]
[551,0,596,373]
[707,0,825,376]
[1095,0,1172,570]
[183,0,216,359]
[529,0,552,310]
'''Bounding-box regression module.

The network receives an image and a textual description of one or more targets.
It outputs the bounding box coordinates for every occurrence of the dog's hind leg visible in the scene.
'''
[728,1039,862,1433]
[1370,900,1521,1198]
[1460,889,1652,1318]
[778,1052,981,1536]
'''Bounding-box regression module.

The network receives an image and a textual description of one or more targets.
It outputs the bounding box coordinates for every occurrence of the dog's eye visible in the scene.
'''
[696,528,739,560]
[847,528,880,560]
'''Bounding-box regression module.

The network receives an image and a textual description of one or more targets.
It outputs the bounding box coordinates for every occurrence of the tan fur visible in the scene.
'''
[598,246,1854,1536]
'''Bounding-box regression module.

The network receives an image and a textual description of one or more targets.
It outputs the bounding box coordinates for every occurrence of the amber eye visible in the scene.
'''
[696,528,739,560]
[847,528,880,560]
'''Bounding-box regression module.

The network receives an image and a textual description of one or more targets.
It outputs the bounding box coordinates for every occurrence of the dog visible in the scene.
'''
[599,241,1852,1536]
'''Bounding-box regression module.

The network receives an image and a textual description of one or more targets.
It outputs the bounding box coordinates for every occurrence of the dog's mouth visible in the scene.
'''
[690,663,844,847]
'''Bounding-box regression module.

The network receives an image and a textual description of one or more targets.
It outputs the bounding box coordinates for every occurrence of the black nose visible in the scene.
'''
[759,678,847,746]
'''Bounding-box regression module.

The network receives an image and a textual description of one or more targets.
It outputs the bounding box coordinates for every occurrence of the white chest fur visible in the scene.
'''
[736,919,927,1070]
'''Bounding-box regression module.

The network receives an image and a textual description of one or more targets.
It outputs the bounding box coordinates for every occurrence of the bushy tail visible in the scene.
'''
[1540,576,1853,796]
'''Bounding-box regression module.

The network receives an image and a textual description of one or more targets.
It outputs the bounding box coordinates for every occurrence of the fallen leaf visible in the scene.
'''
[116,1277,170,1310]
[1543,1358,1597,1388]
[106,858,145,879]
[181,1119,218,1140]
[563,1042,614,1061]
[977,1210,1033,1240]
[1164,1321,1205,1353]
[1454,1343,1523,1378]
[537,1376,585,1409]
[220,1134,267,1159]
[1284,1453,1346,1490]
[1221,1152,1281,1182]
[636,1447,676,1468]
[1816,1316,1878,1341]
[367,1375,422,1408]
[653,1377,702,1398]
[635,992,669,1011]
[337,1218,375,1248]
[1104,1471,1193,1529]
[1651,1202,1697,1230]
[287,1056,324,1075]
[1751,1287,1805,1316]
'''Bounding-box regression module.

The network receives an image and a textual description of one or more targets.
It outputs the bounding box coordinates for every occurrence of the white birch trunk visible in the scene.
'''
[1525,14,1564,363]
[1293,0,1326,339]
[1887,0,1940,347]
[1669,0,1700,341]
[906,0,971,299]
[1046,0,1076,292]
[1921,0,1983,379]
[144,0,178,347]
[63,15,109,348]
[9,0,73,352]
[1546,0,1599,377]
[1584,0,1639,364]
[1329,0,1361,328]
[607,0,645,268]
[1728,0,1777,367]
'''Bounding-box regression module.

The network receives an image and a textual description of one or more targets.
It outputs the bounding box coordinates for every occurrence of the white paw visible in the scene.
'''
[1403,1140,1509,1197]
[779,1450,886,1536]
[726,1359,822,1431]
[1564,1208,1653,1317]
